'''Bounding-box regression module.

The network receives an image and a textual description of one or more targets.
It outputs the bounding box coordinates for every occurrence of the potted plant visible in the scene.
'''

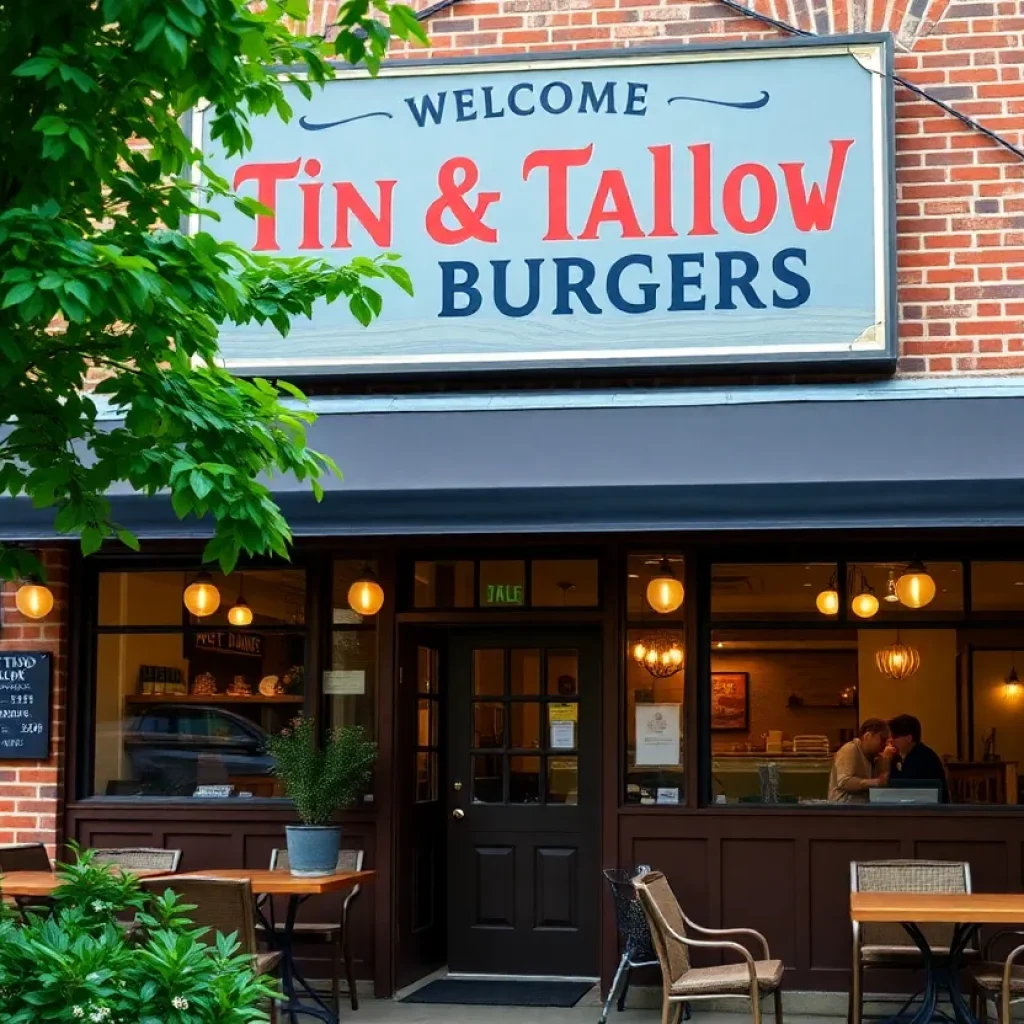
[267,714,377,876]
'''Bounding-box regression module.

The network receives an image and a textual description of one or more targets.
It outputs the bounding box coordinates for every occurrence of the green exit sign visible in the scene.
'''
[485,584,524,606]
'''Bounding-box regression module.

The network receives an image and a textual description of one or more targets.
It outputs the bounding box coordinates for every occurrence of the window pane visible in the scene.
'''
[531,560,599,607]
[473,649,504,696]
[547,757,578,805]
[328,629,376,735]
[627,554,685,622]
[473,703,505,748]
[969,648,1024,804]
[510,702,541,750]
[509,756,541,804]
[473,754,504,803]
[332,560,379,625]
[849,562,962,618]
[93,631,305,798]
[547,650,579,696]
[711,563,837,620]
[416,752,437,803]
[417,699,437,747]
[414,561,474,609]
[626,628,684,806]
[417,646,438,695]
[479,561,525,607]
[99,572,185,627]
[510,649,541,696]
[972,562,1024,612]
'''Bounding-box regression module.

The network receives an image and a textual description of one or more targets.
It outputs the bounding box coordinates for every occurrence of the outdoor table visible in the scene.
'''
[173,868,375,1024]
[0,868,166,897]
[851,892,1024,1024]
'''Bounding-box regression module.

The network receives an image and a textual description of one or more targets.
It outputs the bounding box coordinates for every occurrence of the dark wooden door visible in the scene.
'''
[447,630,601,977]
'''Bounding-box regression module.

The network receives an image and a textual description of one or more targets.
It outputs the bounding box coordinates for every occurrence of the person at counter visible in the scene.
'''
[887,714,949,803]
[828,718,890,803]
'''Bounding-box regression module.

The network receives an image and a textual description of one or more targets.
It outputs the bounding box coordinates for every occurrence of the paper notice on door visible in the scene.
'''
[549,703,577,722]
[550,720,576,750]
[323,670,365,695]
[634,704,682,766]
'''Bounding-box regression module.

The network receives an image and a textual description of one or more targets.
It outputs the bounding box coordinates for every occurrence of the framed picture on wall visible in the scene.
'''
[711,672,749,731]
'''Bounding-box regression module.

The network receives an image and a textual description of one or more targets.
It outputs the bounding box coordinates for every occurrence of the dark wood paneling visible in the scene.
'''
[535,847,577,929]
[722,839,797,967]
[913,840,1010,892]
[475,846,515,927]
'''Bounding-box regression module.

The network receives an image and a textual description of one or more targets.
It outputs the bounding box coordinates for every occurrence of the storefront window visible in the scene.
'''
[329,562,378,746]
[92,569,307,798]
[414,561,474,609]
[711,563,837,621]
[625,553,685,805]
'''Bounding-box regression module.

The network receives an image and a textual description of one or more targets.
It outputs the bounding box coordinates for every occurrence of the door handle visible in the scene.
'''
[452,808,465,820]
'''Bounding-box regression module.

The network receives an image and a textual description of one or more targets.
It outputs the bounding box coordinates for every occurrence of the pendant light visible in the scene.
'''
[15,580,54,620]
[183,571,221,618]
[875,632,921,680]
[896,561,937,609]
[632,632,684,678]
[1006,654,1022,701]
[646,557,684,615]
[348,564,384,617]
[884,569,900,603]
[850,571,879,619]
[815,572,839,616]
[227,573,253,627]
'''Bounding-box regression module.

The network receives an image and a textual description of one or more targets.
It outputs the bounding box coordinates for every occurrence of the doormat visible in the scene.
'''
[400,979,593,1007]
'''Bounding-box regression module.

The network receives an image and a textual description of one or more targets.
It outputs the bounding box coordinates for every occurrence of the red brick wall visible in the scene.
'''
[0,548,70,857]
[299,0,1024,375]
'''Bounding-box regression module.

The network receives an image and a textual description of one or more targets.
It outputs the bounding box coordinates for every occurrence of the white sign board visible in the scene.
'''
[634,703,682,766]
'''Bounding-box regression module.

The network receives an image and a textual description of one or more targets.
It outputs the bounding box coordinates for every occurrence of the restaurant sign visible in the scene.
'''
[198,37,894,375]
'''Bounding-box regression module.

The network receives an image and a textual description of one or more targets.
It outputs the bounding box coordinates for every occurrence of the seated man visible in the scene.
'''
[887,714,949,803]
[828,718,890,803]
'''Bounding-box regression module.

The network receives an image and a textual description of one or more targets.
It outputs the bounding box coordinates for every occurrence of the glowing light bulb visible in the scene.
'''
[15,583,53,620]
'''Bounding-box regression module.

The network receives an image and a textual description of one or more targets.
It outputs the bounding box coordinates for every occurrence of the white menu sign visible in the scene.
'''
[634,704,682,767]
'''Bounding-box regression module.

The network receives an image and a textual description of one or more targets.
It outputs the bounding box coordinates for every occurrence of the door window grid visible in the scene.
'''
[415,647,440,804]
[470,648,579,806]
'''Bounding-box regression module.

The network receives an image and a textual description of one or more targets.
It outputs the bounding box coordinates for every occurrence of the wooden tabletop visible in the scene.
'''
[168,868,376,896]
[852,892,1024,924]
[1,868,166,897]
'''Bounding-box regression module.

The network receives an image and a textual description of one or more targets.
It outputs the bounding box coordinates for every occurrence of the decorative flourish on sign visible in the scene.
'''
[667,90,770,110]
[299,111,393,131]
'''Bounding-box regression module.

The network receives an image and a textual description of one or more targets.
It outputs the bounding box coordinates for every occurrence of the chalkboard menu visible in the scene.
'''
[0,652,51,760]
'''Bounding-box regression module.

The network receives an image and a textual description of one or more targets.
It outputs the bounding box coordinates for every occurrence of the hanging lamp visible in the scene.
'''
[227,573,253,627]
[896,561,937,609]
[348,564,384,617]
[183,571,220,618]
[646,557,684,615]
[876,632,921,680]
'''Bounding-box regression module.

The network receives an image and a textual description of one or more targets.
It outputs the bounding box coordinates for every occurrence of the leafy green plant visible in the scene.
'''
[267,714,377,825]
[0,0,427,585]
[0,847,277,1023]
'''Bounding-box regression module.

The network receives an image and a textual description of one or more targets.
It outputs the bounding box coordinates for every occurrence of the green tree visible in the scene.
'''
[0,0,425,583]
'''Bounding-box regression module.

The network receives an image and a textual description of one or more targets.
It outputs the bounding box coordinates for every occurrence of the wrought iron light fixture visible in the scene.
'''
[632,632,684,679]
[850,570,879,620]
[875,632,921,680]
[815,572,839,616]
[1006,654,1022,701]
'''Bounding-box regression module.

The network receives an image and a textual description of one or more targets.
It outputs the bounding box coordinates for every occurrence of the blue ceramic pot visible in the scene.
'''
[285,824,341,877]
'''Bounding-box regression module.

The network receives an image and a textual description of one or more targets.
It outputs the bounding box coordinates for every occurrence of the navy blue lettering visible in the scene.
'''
[540,81,573,114]
[668,254,706,311]
[453,88,477,121]
[493,259,544,317]
[772,247,811,309]
[715,251,766,310]
[579,81,616,114]
[624,82,648,116]
[509,83,535,116]
[404,93,446,127]
[553,258,601,315]
[607,255,658,314]
[439,261,482,317]
[482,85,505,119]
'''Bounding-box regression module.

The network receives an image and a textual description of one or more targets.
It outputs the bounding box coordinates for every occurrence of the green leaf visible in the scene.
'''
[115,527,141,552]
[12,56,58,79]
[33,116,68,136]
[3,283,35,308]
[80,525,104,556]
[190,469,213,500]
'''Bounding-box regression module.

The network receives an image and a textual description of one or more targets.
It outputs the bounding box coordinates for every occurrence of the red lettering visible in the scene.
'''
[299,159,322,250]
[648,144,676,238]
[232,158,301,251]
[688,143,716,237]
[332,180,397,248]
[723,163,778,234]
[522,145,594,241]
[780,139,855,231]
[579,170,644,241]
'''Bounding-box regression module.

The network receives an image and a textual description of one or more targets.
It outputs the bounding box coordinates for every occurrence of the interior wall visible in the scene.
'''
[709,650,859,751]
[857,629,958,759]
[973,650,1024,767]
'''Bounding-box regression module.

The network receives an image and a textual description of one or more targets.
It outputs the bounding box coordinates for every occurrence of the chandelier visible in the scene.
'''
[875,633,921,680]
[632,632,684,679]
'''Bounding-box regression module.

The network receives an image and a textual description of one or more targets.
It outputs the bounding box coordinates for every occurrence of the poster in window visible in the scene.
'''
[711,672,749,731]
[634,703,681,767]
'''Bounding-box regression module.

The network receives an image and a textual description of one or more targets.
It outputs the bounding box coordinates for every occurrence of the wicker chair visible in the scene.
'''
[969,932,1024,1023]
[633,870,784,1024]
[90,848,182,873]
[850,860,973,1024]
[143,876,281,1022]
[0,842,51,872]
[257,848,364,1011]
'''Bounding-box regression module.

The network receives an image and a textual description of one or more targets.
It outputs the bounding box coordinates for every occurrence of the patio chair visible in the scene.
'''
[969,934,1024,1023]
[143,876,281,1023]
[633,870,784,1024]
[0,842,51,872]
[257,847,364,1011]
[850,860,973,1024]
[90,848,182,873]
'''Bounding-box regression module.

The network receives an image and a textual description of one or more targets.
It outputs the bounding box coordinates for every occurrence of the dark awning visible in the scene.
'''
[4,380,1024,538]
